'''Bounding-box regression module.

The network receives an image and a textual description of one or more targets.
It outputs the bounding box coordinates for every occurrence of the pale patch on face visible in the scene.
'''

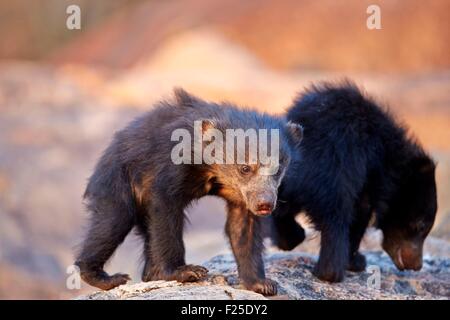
[239,166,286,216]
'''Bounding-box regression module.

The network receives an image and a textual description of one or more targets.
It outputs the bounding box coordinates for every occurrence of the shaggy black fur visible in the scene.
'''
[272,81,437,282]
[75,89,302,295]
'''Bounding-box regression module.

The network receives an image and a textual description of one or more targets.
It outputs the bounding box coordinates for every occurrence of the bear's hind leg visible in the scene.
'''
[135,215,154,282]
[75,204,134,290]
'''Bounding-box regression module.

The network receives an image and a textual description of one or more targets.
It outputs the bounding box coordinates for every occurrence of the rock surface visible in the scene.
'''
[76,280,266,300]
[77,251,450,300]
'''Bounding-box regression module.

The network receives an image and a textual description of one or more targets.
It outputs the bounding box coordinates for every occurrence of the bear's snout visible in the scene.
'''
[387,243,423,271]
[398,245,423,271]
[255,202,274,216]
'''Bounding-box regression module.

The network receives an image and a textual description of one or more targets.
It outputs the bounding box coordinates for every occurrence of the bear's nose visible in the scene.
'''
[256,202,273,215]
[399,246,423,271]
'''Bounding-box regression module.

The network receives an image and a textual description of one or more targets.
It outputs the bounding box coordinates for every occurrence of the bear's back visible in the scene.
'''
[287,81,409,161]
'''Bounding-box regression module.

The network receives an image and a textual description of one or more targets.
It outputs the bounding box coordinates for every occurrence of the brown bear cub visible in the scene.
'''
[271,81,438,282]
[75,89,303,295]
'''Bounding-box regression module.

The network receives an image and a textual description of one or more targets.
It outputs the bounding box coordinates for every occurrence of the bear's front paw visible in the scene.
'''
[173,264,209,283]
[313,264,345,283]
[348,252,366,272]
[245,278,278,296]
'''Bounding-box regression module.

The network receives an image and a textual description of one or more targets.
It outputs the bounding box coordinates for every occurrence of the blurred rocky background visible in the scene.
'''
[0,0,448,299]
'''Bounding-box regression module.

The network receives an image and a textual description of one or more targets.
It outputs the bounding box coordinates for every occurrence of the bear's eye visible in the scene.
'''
[240,165,252,175]
[415,221,427,232]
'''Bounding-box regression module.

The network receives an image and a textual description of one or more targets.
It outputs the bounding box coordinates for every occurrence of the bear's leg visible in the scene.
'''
[225,203,277,296]
[314,216,350,283]
[347,220,368,272]
[135,216,154,282]
[347,197,372,272]
[75,206,134,290]
[142,199,208,283]
[271,213,306,251]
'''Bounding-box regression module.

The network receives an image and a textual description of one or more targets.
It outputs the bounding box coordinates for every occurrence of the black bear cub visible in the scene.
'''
[272,81,437,282]
[75,89,302,295]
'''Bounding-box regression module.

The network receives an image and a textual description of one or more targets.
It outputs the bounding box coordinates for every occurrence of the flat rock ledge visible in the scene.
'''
[76,251,450,300]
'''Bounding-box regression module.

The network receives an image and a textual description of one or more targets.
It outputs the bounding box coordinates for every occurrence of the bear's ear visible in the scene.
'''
[199,118,220,133]
[419,161,436,174]
[174,87,203,107]
[287,121,304,144]
[411,154,436,175]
